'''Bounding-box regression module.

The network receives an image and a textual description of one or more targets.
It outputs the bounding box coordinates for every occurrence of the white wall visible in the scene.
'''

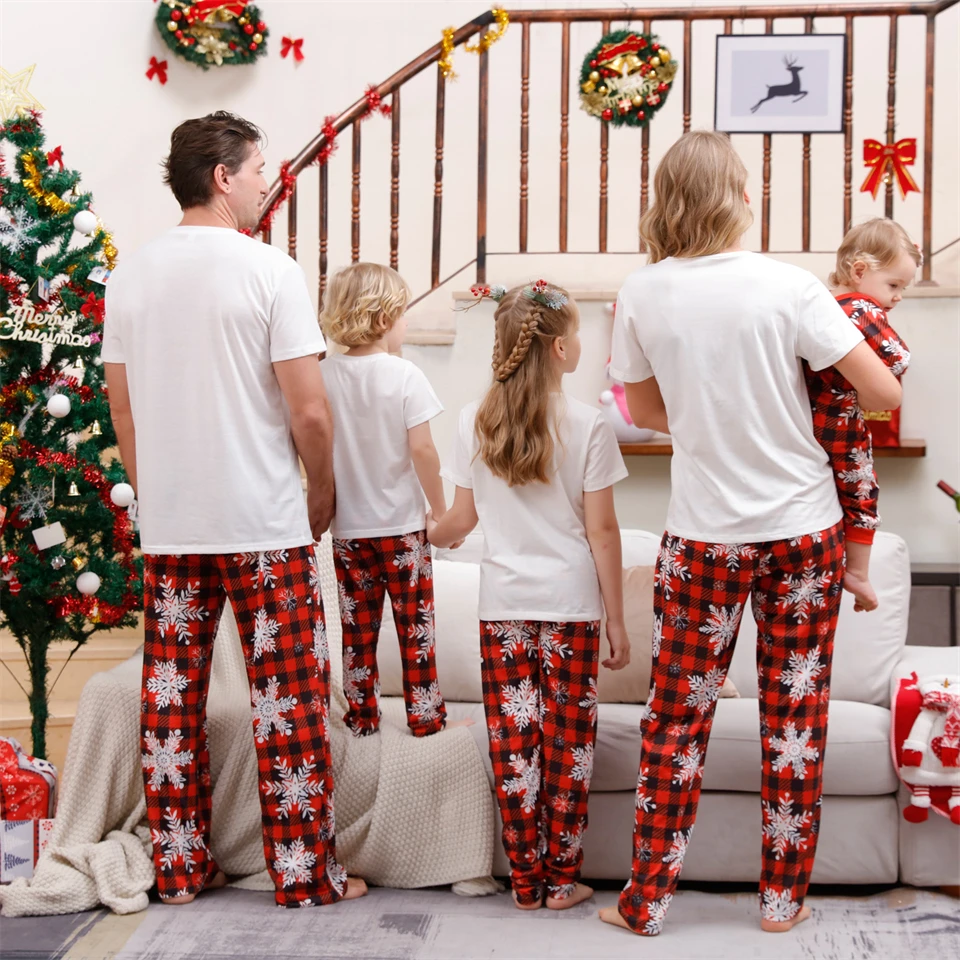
[2,0,957,561]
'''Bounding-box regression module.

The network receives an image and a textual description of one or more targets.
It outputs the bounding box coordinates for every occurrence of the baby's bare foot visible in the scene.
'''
[598,905,635,931]
[547,883,593,910]
[513,891,543,910]
[342,877,368,901]
[761,904,811,932]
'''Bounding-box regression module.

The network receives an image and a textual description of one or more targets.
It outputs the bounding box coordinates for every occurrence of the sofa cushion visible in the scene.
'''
[597,565,654,703]
[444,698,897,797]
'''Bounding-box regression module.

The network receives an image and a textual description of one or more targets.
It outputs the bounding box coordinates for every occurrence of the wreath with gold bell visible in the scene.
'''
[154,1,269,69]
[579,30,678,127]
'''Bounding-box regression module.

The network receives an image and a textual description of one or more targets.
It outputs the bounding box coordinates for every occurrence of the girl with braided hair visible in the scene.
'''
[428,281,631,911]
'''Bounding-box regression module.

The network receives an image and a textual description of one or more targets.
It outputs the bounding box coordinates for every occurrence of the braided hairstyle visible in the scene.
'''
[475,282,577,486]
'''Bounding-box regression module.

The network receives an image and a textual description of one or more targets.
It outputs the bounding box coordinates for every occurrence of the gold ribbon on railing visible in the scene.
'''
[439,27,457,79]
[464,8,509,54]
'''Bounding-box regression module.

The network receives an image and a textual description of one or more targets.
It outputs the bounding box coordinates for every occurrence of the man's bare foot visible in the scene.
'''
[513,891,543,910]
[162,870,227,905]
[547,883,593,910]
[761,904,811,932]
[598,905,635,931]
[342,877,368,900]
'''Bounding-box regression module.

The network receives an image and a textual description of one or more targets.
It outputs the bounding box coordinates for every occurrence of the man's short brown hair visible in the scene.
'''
[163,111,263,209]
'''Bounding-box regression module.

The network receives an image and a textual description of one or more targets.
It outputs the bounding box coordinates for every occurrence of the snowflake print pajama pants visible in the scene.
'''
[480,619,600,905]
[332,530,446,737]
[619,524,844,934]
[141,548,347,907]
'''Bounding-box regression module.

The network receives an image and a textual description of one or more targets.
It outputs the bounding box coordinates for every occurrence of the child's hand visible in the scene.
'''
[602,620,631,671]
[425,511,439,545]
[843,569,879,612]
[449,538,466,550]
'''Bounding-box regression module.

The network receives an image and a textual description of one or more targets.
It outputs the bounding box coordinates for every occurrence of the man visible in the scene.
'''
[103,112,365,907]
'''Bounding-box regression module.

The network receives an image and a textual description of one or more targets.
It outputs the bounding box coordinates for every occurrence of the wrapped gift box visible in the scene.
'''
[0,737,57,820]
[863,406,901,448]
[1,818,55,882]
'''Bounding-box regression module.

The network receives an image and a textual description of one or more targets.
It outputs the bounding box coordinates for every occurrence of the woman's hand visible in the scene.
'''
[602,620,631,670]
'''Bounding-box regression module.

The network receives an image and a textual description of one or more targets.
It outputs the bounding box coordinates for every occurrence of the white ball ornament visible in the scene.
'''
[76,571,101,596]
[110,482,136,508]
[73,210,98,236]
[46,394,71,418]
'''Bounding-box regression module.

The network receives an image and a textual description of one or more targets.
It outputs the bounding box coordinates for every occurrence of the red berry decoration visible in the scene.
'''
[249,42,258,50]
[228,41,237,50]
[637,110,646,120]
[175,29,183,39]
[658,82,669,93]
[652,43,660,51]
[590,58,598,67]
[257,21,266,31]
[601,108,614,121]
[171,9,182,20]
[244,23,254,35]
[155,1,269,69]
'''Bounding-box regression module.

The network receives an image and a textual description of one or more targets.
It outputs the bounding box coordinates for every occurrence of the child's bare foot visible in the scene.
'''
[446,718,476,729]
[761,904,811,932]
[843,570,878,612]
[513,891,543,910]
[162,870,227,905]
[547,883,593,910]
[342,877,368,900]
[598,905,635,931]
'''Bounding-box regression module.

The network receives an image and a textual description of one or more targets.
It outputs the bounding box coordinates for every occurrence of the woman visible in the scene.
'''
[599,131,901,937]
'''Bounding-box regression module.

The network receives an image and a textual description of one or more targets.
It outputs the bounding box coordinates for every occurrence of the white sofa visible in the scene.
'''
[376,530,960,888]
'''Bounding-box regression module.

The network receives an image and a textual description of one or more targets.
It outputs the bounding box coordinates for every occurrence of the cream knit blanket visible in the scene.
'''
[0,536,494,917]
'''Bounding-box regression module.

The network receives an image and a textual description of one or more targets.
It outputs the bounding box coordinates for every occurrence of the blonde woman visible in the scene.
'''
[429,282,631,911]
[600,132,902,936]
[320,263,471,738]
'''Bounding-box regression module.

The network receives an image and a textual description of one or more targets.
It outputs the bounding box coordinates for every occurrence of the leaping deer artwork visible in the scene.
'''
[750,55,808,113]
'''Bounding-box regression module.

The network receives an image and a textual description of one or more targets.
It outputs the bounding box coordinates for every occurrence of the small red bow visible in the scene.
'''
[363,85,391,118]
[861,138,920,200]
[193,0,245,15]
[281,37,304,61]
[146,56,168,85]
[80,292,105,324]
[46,146,64,171]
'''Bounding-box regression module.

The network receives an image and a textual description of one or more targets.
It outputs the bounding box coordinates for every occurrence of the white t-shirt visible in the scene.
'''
[321,352,443,539]
[443,396,628,621]
[611,251,863,544]
[102,226,325,554]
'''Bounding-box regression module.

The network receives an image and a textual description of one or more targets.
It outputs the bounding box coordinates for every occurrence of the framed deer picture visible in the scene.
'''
[714,34,847,134]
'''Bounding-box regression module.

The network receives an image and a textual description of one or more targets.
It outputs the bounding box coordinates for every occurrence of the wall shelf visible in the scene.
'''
[620,439,927,458]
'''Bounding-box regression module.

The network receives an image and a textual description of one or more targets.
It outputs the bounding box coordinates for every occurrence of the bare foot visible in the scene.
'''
[598,905,635,931]
[341,877,368,901]
[761,904,811,933]
[161,870,227,905]
[547,883,594,910]
[446,718,476,729]
[513,891,543,911]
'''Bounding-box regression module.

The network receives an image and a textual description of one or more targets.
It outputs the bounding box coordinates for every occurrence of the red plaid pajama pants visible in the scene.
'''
[480,619,600,905]
[618,523,844,934]
[332,530,446,737]
[141,547,346,907]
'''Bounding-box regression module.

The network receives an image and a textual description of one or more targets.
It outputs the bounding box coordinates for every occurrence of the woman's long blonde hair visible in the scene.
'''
[639,131,754,263]
[474,283,576,487]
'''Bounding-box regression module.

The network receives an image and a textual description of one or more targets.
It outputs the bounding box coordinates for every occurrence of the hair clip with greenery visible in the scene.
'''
[456,283,507,312]
[524,279,568,311]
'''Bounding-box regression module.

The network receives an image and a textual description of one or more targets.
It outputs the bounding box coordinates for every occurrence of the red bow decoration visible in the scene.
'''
[281,37,305,61]
[146,56,168,85]
[860,138,920,200]
[193,0,246,15]
[46,146,64,171]
[80,292,105,324]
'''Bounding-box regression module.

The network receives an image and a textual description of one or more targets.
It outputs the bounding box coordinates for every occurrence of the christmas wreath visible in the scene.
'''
[154,1,269,69]
[579,30,677,127]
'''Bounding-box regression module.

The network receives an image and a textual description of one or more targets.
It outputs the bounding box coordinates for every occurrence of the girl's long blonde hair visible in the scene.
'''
[639,131,754,263]
[474,283,576,487]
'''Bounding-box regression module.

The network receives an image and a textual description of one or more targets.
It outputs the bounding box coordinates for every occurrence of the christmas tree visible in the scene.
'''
[1,110,142,760]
